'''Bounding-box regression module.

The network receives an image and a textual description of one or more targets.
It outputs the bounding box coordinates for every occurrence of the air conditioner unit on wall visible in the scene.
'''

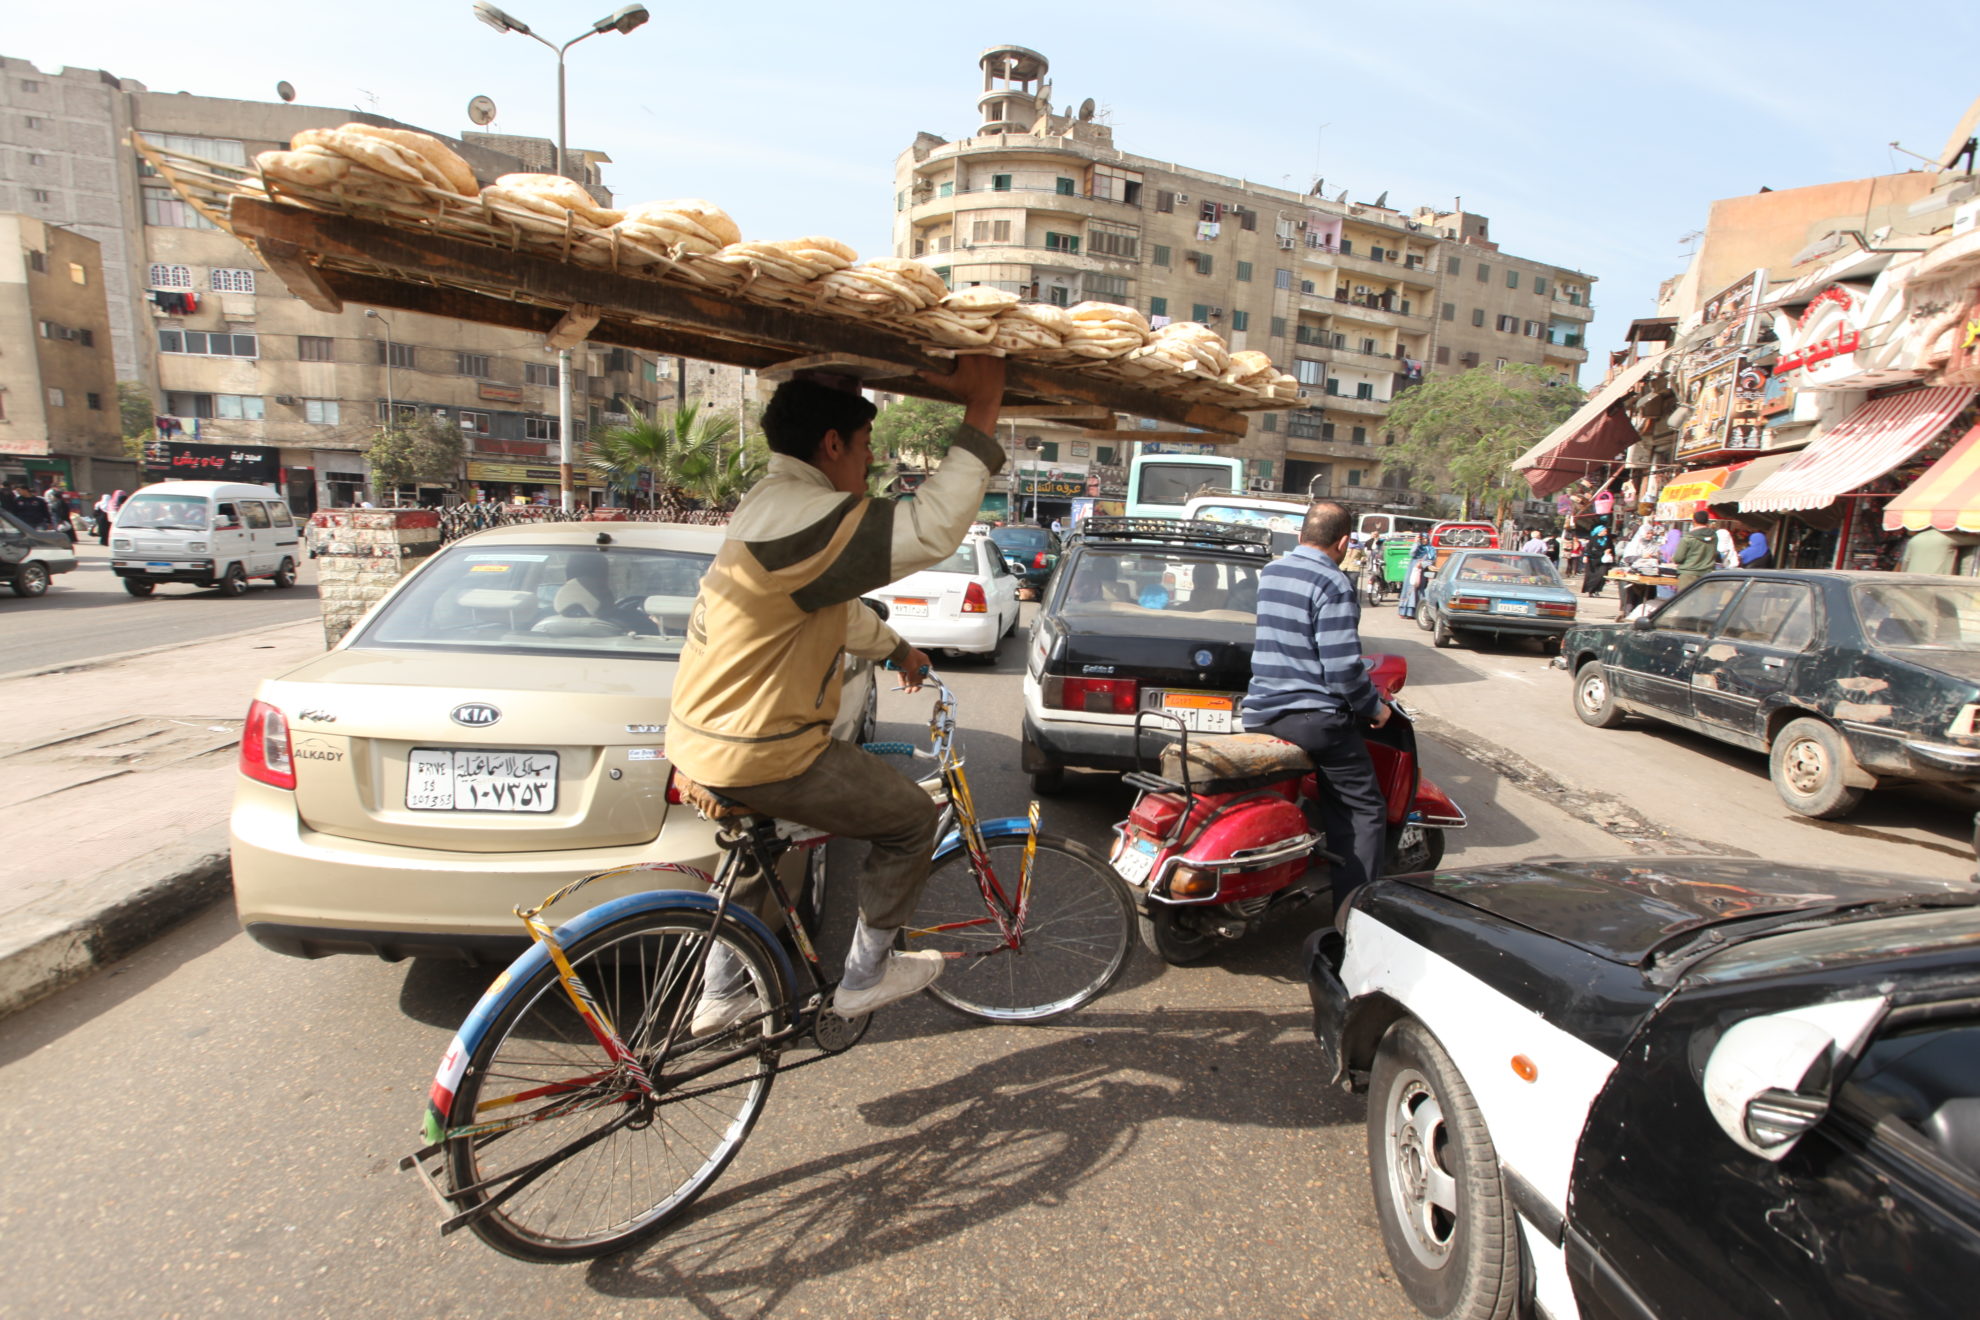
[274,395,296,405]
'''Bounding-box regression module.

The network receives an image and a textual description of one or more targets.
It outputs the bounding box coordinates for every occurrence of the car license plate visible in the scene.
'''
[1495,599,1533,616]
[407,748,558,812]
[1111,835,1159,886]
[892,598,929,617]
[1154,691,1234,733]
[146,563,174,573]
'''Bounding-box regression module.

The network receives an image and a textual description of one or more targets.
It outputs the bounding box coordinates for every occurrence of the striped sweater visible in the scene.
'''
[1241,544,1381,728]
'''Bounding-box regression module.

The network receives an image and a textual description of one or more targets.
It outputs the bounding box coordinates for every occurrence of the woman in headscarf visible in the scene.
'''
[1395,539,1438,619]
[95,490,124,544]
[1580,522,1612,597]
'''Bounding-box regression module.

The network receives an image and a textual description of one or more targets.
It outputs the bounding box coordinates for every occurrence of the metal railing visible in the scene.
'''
[428,503,726,545]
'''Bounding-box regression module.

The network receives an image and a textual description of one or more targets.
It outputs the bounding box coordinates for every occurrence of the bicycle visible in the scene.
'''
[401,676,1137,1262]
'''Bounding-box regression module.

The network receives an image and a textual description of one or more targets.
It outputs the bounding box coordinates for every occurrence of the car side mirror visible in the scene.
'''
[1630,615,1654,630]
[1702,996,1883,1160]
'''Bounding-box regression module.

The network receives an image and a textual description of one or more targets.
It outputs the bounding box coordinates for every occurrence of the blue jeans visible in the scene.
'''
[1255,707,1387,909]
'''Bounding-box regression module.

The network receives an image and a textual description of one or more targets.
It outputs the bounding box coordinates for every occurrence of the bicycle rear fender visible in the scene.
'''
[422,890,796,1138]
[933,816,1033,859]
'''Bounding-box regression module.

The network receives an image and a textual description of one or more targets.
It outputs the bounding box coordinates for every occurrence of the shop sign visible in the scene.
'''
[146,440,281,485]
[467,461,590,485]
[1021,478,1087,497]
[1701,269,1766,335]
[478,384,525,403]
[1772,286,1864,386]
[1140,441,1215,455]
[1942,285,1980,388]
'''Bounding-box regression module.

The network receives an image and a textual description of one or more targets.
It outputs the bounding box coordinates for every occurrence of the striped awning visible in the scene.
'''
[1654,462,1749,522]
[1741,386,1975,513]
[1511,352,1668,498]
[1884,424,1980,531]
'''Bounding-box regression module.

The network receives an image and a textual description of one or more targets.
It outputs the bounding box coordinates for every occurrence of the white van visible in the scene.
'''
[110,480,303,598]
[1182,491,1309,556]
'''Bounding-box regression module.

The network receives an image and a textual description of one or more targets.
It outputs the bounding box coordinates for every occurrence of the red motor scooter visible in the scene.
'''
[1108,654,1465,964]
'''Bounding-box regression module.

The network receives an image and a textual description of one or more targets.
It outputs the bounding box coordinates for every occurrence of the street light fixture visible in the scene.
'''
[470,2,650,512]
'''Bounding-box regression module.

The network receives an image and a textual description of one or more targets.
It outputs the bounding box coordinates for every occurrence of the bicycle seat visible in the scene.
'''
[669,771,760,821]
[1159,734,1311,794]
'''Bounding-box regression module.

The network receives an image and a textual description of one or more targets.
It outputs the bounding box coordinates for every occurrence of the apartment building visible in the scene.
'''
[894,45,1597,509]
[0,214,124,491]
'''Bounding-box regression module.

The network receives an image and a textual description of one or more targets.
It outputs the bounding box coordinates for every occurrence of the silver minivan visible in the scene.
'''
[110,480,304,597]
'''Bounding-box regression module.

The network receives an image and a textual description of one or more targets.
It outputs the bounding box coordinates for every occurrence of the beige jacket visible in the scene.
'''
[667,422,1005,787]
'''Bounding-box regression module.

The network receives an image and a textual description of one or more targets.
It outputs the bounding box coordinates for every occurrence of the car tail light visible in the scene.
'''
[962,581,988,613]
[1949,703,1980,738]
[1043,675,1140,714]
[666,768,685,804]
[239,699,295,790]
[1033,551,1047,570]
[1537,601,1577,618]
[1449,595,1490,612]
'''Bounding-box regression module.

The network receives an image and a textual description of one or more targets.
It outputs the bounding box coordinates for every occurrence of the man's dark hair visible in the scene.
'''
[760,380,879,464]
[1692,509,1711,526]
[1301,499,1353,547]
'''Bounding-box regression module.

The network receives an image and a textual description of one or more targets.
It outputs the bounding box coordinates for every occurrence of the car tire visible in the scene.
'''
[1385,823,1446,876]
[272,558,297,589]
[1416,603,1434,632]
[218,564,248,597]
[1368,1018,1521,1320]
[10,563,49,597]
[1573,661,1627,729]
[1138,907,1216,964]
[123,577,155,598]
[1770,717,1867,819]
[1432,609,1458,649]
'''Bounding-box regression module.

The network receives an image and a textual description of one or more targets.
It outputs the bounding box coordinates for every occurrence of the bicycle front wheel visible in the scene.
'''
[906,833,1134,1023]
[443,907,786,1262]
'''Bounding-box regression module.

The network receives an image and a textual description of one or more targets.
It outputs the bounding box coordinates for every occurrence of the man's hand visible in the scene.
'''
[923,355,1006,434]
[896,646,934,692]
[1368,701,1393,729]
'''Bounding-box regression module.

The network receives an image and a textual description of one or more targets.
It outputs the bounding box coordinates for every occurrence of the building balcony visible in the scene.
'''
[1287,437,1387,462]
[1542,340,1590,362]
[906,188,1132,229]
[915,242,1129,278]
[1551,296,1595,321]
[1304,291,1430,330]
[1314,391,1394,417]
[1307,246,1437,288]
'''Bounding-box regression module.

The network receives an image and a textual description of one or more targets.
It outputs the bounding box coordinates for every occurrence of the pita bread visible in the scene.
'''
[335,125,477,196]
[493,173,622,226]
[257,146,352,190]
[621,199,739,247]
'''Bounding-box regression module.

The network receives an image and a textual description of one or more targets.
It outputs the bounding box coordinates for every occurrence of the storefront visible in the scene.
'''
[142,439,282,487]
[466,460,600,507]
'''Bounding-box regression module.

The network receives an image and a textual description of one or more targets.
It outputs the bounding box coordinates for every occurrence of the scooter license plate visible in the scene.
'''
[1111,835,1159,886]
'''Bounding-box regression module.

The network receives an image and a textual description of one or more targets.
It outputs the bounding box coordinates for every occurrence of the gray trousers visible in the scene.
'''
[713,739,941,931]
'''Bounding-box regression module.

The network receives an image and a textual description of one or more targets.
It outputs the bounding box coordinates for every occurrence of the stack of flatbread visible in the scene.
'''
[908,286,1021,347]
[1218,350,1298,400]
[704,236,856,297]
[482,173,624,236]
[988,302,1073,355]
[609,199,741,262]
[1128,321,1232,376]
[1062,302,1150,359]
[1267,372,1301,401]
[255,124,479,204]
[816,258,948,318]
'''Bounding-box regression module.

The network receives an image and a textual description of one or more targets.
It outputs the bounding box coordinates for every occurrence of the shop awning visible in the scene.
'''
[1883,424,1980,531]
[1653,462,1749,522]
[1703,448,1804,510]
[1740,385,1975,513]
[1511,352,1668,498]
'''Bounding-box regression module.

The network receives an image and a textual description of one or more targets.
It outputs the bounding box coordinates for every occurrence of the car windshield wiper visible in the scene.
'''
[1644,892,1980,982]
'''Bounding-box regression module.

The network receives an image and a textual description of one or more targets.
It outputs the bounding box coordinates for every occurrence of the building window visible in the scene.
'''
[47,387,65,408]
[157,329,258,357]
[1275,268,1293,291]
[215,393,265,420]
[937,180,954,198]
[1148,296,1168,318]
[1441,302,1455,321]
[1236,261,1253,282]
[298,335,333,361]
[1496,314,1518,332]
[21,79,42,92]
[378,341,415,369]
[1097,446,1117,464]
[378,401,418,424]
[30,189,52,204]
[525,416,560,441]
[1355,383,1374,400]
[1047,285,1070,307]
[1351,427,1367,444]
[1525,320,1543,337]
[1445,257,1461,276]
[165,391,214,419]
[1056,177,1075,195]
[1152,244,1171,267]
[1294,359,1324,386]
[1475,263,1489,283]
[1231,310,1250,331]
[1533,276,1550,297]
[77,328,94,347]
[456,353,491,378]
[1436,346,1451,365]
[1194,253,1213,277]
[27,250,46,272]
[1155,190,1175,213]
[458,410,490,435]
[1496,357,1509,371]
[1347,469,1365,487]
[1270,316,1286,338]
[210,268,255,293]
[1461,351,1480,368]
[1320,422,1336,440]
[1339,239,1353,255]
[303,399,340,424]
[1084,272,1129,299]
[149,263,193,289]
[1506,269,1520,289]
[141,187,218,230]
[991,174,1012,191]
[1261,414,1277,433]
[1088,227,1138,259]
[87,392,103,410]
[1192,303,1211,323]
[1043,231,1080,254]
[1360,338,1377,355]
[1039,441,1060,462]
[68,262,86,285]
[1471,308,1485,327]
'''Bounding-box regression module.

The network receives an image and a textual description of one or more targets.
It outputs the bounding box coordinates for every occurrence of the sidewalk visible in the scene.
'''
[0,619,325,1016]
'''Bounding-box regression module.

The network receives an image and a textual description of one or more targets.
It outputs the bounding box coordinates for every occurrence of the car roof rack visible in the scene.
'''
[1188,483,1306,502]
[1067,517,1274,554]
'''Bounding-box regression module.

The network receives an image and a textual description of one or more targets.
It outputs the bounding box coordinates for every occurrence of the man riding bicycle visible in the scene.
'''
[666,358,1007,1030]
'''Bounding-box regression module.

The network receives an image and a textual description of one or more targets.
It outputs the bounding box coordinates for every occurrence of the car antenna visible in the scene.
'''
[595,531,613,545]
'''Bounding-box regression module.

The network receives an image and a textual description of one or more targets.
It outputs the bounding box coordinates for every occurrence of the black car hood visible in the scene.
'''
[1399,857,1973,967]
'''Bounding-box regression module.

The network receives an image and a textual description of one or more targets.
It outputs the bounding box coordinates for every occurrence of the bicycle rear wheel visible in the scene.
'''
[443,907,786,1262]
[906,833,1134,1023]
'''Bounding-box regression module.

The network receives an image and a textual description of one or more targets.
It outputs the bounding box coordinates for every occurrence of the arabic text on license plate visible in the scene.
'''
[1496,600,1533,616]
[1111,836,1159,886]
[407,748,558,812]
[147,563,174,573]
[1160,692,1233,734]
[892,598,929,617]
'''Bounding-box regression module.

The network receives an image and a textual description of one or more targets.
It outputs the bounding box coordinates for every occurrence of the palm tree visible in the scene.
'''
[588,402,739,513]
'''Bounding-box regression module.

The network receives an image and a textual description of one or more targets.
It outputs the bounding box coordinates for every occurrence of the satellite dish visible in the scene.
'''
[467,95,497,127]
[1078,97,1095,123]
[276,81,296,104]
[1336,189,1349,203]
[1373,190,1389,208]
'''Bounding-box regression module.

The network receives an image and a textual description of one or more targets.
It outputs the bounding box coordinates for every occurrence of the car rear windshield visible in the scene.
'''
[924,542,981,575]
[1191,504,1301,555]
[1138,463,1231,507]
[1455,553,1562,586]
[1058,548,1260,619]
[116,493,208,531]
[353,543,713,658]
[1855,581,1980,651]
[990,527,1048,552]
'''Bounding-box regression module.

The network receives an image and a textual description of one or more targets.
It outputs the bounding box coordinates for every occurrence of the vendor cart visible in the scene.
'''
[1360,533,1420,606]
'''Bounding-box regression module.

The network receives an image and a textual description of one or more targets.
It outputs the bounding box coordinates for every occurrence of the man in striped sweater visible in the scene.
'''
[1240,500,1392,916]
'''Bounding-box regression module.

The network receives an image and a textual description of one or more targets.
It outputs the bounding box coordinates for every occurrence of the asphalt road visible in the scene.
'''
[0,542,323,677]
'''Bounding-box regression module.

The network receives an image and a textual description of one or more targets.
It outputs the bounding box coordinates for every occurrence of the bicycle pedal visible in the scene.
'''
[811,997,871,1054]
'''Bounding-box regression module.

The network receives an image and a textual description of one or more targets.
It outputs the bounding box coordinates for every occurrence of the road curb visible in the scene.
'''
[0,617,322,684]
[0,825,232,1020]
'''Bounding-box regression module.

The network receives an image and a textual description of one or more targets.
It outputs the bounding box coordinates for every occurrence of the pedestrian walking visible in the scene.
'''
[1580,524,1612,596]
[1672,510,1719,591]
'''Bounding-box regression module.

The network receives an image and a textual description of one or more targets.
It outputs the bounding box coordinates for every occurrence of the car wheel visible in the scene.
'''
[10,563,49,597]
[1770,717,1866,819]
[272,558,297,589]
[1385,823,1446,876]
[1138,907,1216,964]
[1432,609,1458,649]
[1573,661,1627,729]
[123,577,155,598]
[218,564,248,597]
[1416,602,1435,632]
[1368,1018,1521,1320]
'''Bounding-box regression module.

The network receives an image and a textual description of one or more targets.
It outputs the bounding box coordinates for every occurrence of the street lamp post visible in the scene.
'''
[472,2,650,514]
[365,308,394,505]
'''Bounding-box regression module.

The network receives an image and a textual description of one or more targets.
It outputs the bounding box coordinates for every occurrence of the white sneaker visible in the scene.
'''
[834,950,946,1017]
[690,988,759,1037]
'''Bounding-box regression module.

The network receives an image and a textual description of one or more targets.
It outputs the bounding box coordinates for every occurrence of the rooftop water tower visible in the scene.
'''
[977,45,1051,134]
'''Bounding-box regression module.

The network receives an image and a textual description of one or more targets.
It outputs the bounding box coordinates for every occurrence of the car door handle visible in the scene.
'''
[1681,644,1699,654]
[1761,657,1785,669]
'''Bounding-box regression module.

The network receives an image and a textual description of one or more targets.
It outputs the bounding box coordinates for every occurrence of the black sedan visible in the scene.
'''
[1557,570,1980,819]
[1307,857,1980,1320]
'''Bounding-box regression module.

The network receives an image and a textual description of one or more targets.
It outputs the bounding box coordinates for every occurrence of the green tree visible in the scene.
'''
[1383,364,1585,523]
[588,402,742,512]
[117,380,155,460]
[366,414,465,498]
[872,396,962,466]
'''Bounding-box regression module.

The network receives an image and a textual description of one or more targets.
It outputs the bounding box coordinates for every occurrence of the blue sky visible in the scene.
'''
[10,1,1977,375]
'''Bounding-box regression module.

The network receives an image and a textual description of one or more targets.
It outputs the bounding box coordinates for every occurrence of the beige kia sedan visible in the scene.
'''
[231,521,879,963]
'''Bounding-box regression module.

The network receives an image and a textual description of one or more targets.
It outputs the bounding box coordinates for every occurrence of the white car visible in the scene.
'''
[866,536,1022,662]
